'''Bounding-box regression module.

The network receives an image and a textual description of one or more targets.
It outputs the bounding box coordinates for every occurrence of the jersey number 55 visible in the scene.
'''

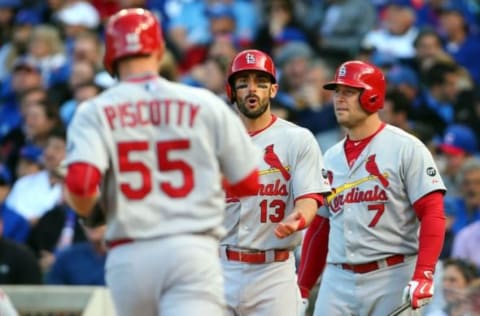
[117,140,194,199]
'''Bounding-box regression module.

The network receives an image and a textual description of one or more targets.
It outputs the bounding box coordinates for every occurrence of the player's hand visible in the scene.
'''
[298,297,309,316]
[274,211,306,239]
[402,271,434,309]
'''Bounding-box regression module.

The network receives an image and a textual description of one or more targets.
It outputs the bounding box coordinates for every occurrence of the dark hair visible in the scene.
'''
[423,62,458,88]
[385,89,412,116]
[47,126,66,142]
[443,258,479,283]
[266,0,295,15]
[413,28,443,49]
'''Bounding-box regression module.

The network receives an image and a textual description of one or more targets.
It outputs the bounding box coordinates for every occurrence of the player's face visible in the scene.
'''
[442,264,469,303]
[233,71,278,119]
[332,85,368,128]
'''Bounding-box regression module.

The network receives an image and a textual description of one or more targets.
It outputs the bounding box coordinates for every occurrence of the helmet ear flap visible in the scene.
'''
[359,88,382,113]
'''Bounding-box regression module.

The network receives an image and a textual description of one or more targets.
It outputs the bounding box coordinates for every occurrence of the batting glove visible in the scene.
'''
[403,271,434,309]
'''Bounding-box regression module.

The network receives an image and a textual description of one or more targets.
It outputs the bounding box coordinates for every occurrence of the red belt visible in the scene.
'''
[225,248,290,264]
[107,238,134,250]
[339,254,405,274]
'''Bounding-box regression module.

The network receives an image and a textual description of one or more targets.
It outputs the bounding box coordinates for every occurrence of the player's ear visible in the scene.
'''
[270,83,279,98]
[226,82,236,104]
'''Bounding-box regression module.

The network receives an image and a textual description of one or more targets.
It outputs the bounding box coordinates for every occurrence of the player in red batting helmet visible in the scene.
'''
[323,60,386,113]
[298,59,445,315]
[226,49,276,103]
[103,8,164,76]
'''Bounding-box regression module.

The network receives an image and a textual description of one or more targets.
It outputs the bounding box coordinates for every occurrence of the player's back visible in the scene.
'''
[70,76,250,240]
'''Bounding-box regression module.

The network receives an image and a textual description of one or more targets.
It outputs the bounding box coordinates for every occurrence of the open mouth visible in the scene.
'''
[246,96,259,107]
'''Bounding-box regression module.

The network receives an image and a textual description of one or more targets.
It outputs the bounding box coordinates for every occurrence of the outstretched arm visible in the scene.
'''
[274,195,323,238]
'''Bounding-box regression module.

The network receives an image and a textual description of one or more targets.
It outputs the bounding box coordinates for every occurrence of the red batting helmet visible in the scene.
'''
[323,61,386,113]
[226,49,276,102]
[103,8,164,76]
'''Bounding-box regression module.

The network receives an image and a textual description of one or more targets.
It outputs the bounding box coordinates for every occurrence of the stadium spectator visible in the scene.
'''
[0,201,42,284]
[425,258,478,316]
[5,128,66,224]
[15,144,43,179]
[438,7,480,84]
[46,224,106,285]
[447,158,480,237]
[362,1,419,60]
[305,0,376,64]
[0,8,42,81]
[437,124,478,197]
[0,163,29,243]
[412,62,460,135]
[0,56,43,140]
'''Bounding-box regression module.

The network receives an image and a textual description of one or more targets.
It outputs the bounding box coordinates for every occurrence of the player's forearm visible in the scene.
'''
[415,213,445,276]
[412,191,446,277]
[65,190,98,217]
[297,215,330,298]
[293,196,323,227]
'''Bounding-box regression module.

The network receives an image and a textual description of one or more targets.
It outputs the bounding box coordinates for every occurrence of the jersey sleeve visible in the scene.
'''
[66,101,109,173]
[291,129,331,198]
[215,103,261,184]
[402,140,446,203]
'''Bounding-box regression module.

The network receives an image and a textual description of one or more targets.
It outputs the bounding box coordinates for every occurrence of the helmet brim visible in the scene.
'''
[323,79,366,90]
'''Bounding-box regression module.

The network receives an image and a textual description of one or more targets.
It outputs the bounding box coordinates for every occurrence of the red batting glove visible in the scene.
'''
[403,271,434,309]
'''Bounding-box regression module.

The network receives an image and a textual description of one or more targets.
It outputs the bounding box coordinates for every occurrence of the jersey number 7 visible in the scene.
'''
[118,140,193,199]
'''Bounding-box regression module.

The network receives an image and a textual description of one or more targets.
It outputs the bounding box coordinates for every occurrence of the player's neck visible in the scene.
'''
[242,112,274,134]
[347,115,383,141]
[117,57,160,81]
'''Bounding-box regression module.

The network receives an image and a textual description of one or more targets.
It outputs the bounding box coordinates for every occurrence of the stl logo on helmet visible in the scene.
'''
[246,53,256,64]
[338,65,347,77]
[125,33,141,52]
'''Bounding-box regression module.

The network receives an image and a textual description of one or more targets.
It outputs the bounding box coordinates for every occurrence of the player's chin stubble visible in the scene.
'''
[237,99,269,119]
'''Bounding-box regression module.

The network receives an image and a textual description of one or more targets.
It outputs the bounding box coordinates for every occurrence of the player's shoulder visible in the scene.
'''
[324,139,345,159]
[162,79,226,104]
[274,117,315,137]
[380,124,424,147]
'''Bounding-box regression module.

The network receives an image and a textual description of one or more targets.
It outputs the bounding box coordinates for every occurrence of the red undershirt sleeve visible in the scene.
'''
[297,214,330,298]
[65,162,102,197]
[412,191,445,278]
[225,168,259,197]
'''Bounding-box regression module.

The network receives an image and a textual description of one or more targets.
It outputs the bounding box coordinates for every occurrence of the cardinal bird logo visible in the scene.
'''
[264,144,291,181]
[365,154,389,187]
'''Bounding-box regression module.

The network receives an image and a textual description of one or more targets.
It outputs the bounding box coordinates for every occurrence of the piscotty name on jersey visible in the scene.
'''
[103,99,200,130]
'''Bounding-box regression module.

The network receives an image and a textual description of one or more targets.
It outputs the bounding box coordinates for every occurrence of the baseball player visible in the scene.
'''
[297,61,446,316]
[221,49,331,316]
[64,9,261,316]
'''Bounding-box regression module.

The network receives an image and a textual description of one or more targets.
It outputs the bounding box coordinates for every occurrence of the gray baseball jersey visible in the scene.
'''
[222,116,331,250]
[318,124,446,264]
[66,76,261,241]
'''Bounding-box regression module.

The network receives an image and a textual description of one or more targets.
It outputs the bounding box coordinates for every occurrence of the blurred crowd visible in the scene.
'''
[0,0,479,314]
